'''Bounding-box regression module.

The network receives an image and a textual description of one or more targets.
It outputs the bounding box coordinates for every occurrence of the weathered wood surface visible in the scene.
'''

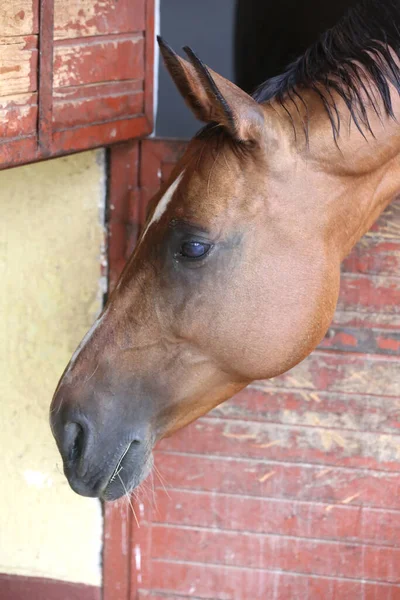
[53,34,144,89]
[122,139,400,600]
[0,0,153,168]
[0,0,38,36]
[0,36,37,97]
[54,0,145,40]
[0,0,38,142]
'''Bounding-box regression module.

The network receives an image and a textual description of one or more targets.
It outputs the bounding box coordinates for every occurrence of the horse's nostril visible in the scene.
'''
[64,422,86,464]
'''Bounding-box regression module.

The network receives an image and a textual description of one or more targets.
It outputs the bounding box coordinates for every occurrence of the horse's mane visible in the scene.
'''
[253,0,400,139]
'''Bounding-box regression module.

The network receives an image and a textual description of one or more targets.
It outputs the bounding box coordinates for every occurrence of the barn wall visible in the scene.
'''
[0,151,105,587]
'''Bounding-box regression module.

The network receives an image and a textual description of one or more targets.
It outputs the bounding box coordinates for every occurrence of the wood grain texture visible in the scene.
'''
[38,0,54,154]
[0,35,37,96]
[0,92,37,137]
[0,0,38,36]
[53,87,144,130]
[54,0,145,40]
[53,34,144,89]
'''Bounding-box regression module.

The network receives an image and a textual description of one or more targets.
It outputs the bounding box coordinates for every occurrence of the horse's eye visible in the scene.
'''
[179,241,211,259]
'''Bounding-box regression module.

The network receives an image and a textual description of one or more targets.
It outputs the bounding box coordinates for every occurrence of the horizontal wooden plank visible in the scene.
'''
[53,34,144,89]
[0,92,37,138]
[154,452,400,510]
[151,524,400,582]
[149,560,400,600]
[0,136,38,167]
[54,0,145,40]
[0,35,37,96]
[53,91,143,129]
[337,273,400,316]
[332,309,400,332]
[53,79,143,101]
[152,487,400,547]
[265,351,400,397]
[320,325,400,354]
[51,114,150,153]
[212,387,400,435]
[0,0,38,36]
[159,414,400,471]
[343,238,400,277]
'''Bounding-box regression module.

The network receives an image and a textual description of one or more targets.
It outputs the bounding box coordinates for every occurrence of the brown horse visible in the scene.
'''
[50,0,400,500]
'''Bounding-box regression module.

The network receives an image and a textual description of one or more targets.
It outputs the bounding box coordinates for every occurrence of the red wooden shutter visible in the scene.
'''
[0,0,154,169]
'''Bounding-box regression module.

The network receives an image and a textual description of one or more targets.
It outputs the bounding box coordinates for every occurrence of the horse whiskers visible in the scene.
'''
[117,472,140,528]
[109,443,131,484]
[153,463,171,499]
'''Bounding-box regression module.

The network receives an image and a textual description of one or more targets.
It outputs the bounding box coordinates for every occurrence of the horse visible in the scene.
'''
[50,0,400,500]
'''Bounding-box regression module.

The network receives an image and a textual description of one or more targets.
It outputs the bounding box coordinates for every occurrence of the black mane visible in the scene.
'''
[253,0,400,139]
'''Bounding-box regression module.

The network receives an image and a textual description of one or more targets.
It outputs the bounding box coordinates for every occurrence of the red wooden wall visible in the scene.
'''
[105,138,400,600]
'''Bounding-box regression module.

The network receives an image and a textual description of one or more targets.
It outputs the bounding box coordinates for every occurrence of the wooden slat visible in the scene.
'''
[0,0,39,36]
[148,561,400,600]
[54,0,145,40]
[212,387,400,435]
[0,92,37,138]
[337,273,400,315]
[53,89,143,130]
[320,324,400,354]
[332,309,400,332]
[152,488,400,547]
[0,35,38,96]
[38,0,54,155]
[264,351,400,397]
[151,525,400,583]
[51,115,149,156]
[103,500,132,600]
[53,34,144,89]
[154,452,400,510]
[0,136,38,167]
[159,415,400,472]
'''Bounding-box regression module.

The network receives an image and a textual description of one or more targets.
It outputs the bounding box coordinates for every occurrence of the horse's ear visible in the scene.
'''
[157,37,265,143]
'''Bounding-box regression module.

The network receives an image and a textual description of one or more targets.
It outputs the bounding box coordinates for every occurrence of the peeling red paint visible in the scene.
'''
[336,331,358,346]
[377,335,400,351]
[0,0,153,171]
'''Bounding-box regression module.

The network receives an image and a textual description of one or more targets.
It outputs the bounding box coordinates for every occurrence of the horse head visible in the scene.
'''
[51,38,375,500]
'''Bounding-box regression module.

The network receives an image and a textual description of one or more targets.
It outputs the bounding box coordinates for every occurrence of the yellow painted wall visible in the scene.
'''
[0,151,105,585]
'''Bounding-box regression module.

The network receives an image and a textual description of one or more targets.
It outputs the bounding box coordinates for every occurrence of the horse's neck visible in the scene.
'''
[282,86,400,259]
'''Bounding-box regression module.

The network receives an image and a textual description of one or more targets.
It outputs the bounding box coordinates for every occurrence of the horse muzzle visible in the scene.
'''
[50,386,153,500]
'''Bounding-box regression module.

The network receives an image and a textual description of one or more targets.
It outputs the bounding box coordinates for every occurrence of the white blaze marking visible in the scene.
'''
[140,171,184,242]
